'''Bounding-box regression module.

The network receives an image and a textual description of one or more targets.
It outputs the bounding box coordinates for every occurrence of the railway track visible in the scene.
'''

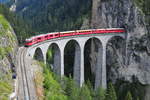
[17,47,31,100]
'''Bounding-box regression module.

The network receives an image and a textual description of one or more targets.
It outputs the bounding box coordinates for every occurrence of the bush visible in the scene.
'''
[40,62,67,100]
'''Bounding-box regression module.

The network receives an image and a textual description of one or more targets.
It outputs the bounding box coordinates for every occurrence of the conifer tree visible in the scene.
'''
[105,83,117,100]
[95,87,106,100]
[65,75,74,97]
[86,80,94,97]
[137,97,140,100]
[125,91,133,100]
[64,76,80,100]
[69,84,80,100]
[79,84,92,100]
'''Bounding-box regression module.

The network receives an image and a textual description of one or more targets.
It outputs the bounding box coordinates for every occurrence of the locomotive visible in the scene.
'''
[25,28,125,47]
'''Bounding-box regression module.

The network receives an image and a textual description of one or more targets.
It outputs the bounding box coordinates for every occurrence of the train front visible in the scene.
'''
[24,38,34,47]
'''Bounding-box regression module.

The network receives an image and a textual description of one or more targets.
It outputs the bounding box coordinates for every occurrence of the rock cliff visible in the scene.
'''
[0,14,18,99]
[90,0,150,85]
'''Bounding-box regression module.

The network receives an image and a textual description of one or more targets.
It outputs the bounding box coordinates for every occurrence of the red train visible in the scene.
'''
[25,28,125,46]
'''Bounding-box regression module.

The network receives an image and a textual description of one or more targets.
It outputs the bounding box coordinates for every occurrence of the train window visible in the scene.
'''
[34,38,37,41]
[45,36,48,38]
[38,37,41,40]
[50,35,53,37]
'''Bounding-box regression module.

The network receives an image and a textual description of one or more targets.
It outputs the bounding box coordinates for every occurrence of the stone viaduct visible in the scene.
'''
[26,33,126,89]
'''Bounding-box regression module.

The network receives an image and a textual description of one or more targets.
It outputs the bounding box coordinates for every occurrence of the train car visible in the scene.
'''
[92,28,125,34]
[44,34,49,40]
[46,32,60,39]
[36,35,45,43]
[25,28,125,47]
[25,34,46,46]
[46,33,54,40]
[24,38,35,46]
[53,32,60,38]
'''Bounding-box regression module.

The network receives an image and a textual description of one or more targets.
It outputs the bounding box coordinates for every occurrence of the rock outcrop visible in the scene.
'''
[0,14,18,99]
[91,0,150,84]
[90,0,150,85]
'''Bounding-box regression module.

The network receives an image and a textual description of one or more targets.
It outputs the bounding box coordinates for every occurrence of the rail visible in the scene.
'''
[17,48,31,100]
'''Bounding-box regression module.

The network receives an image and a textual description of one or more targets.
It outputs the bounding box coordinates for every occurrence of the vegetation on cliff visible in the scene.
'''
[0,14,16,99]
[0,14,16,59]
[42,63,67,100]
[133,0,150,35]
[133,0,150,14]
[0,75,13,100]
[0,4,33,44]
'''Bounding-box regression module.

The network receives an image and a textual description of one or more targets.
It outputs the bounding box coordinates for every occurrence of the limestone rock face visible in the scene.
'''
[91,0,150,84]
[91,0,147,36]
[0,14,18,89]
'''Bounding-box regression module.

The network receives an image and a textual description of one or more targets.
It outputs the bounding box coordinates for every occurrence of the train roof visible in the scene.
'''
[97,28,124,30]
[60,31,75,34]
[77,29,92,32]
[47,32,59,35]
[35,34,46,38]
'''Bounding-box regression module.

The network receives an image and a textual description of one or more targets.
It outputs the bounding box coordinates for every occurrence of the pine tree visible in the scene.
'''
[64,76,80,100]
[79,84,92,100]
[86,80,94,98]
[95,87,106,100]
[137,97,140,100]
[125,91,132,100]
[69,84,80,100]
[105,83,117,100]
[65,76,74,97]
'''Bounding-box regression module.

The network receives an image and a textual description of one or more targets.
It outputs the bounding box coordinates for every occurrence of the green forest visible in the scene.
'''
[38,49,146,100]
[14,0,92,33]
[0,0,92,43]
[0,4,33,44]
[39,61,145,100]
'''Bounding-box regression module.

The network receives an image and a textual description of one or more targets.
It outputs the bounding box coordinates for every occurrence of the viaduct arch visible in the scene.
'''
[33,47,44,62]
[46,43,61,75]
[64,40,81,84]
[27,33,126,89]
[84,37,103,88]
